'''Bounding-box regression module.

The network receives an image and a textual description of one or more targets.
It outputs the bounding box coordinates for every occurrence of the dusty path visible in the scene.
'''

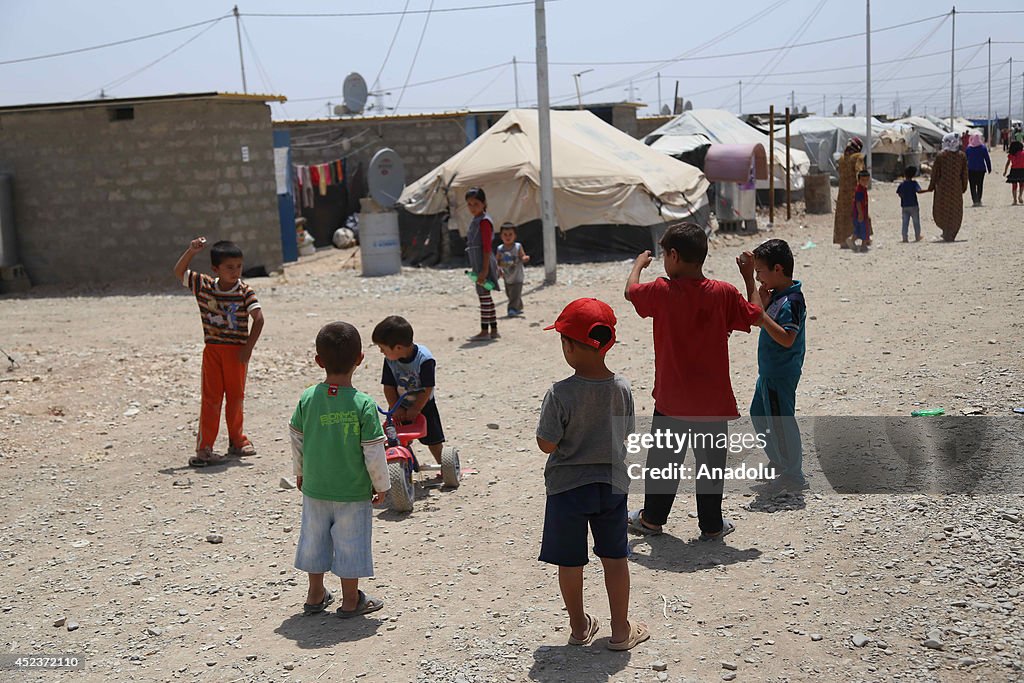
[1,162,1022,682]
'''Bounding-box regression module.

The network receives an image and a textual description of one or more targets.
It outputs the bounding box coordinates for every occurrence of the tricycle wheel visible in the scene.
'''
[441,446,461,488]
[387,460,414,512]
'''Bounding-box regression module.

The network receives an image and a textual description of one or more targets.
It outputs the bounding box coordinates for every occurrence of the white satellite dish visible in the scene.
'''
[367,148,406,207]
[343,73,368,114]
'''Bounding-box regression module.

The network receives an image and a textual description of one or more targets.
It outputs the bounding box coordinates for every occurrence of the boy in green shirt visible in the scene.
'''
[289,321,390,617]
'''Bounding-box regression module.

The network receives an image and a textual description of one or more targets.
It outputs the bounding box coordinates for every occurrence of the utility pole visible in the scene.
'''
[572,69,593,110]
[738,80,742,114]
[769,105,775,226]
[513,56,519,108]
[657,72,662,113]
[1010,58,1013,134]
[822,94,826,115]
[534,0,557,284]
[949,6,956,129]
[865,0,872,174]
[987,38,992,144]
[790,90,795,112]
[233,5,247,94]
[326,101,332,118]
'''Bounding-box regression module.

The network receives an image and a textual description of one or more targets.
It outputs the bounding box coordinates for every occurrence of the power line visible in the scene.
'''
[72,17,227,100]
[0,14,230,66]
[239,17,289,117]
[371,0,413,91]
[395,0,436,113]
[243,1,547,18]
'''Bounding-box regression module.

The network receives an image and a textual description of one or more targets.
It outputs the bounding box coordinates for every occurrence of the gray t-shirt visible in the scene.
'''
[536,374,634,495]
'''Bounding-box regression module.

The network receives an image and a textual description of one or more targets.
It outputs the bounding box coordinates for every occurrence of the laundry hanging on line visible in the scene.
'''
[293,158,347,210]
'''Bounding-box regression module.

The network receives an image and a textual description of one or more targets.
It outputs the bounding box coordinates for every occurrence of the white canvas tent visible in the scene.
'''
[923,114,981,135]
[643,109,810,191]
[789,116,919,179]
[399,109,709,235]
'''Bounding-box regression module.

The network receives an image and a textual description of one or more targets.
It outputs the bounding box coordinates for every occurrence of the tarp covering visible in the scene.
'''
[789,116,919,178]
[895,116,947,154]
[399,109,709,235]
[924,114,982,135]
[643,109,810,191]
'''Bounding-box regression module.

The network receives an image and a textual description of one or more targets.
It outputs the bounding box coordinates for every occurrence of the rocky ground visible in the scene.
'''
[1,163,1022,682]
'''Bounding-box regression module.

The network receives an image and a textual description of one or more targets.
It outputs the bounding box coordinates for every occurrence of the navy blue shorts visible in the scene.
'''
[538,483,628,567]
[418,399,445,446]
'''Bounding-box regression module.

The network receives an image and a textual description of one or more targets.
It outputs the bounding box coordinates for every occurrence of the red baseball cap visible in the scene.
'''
[544,298,617,351]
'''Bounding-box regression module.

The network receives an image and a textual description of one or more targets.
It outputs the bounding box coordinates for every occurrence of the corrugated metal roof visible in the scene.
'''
[0,92,286,114]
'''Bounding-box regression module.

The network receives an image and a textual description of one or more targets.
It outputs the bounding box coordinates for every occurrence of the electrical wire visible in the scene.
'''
[71,17,226,100]
[0,14,230,66]
[371,0,413,92]
[240,17,290,118]
[393,0,437,112]
[243,1,547,18]
[462,63,511,108]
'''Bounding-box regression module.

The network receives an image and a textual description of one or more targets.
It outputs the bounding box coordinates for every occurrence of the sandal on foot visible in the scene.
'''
[227,441,257,457]
[699,518,736,542]
[627,509,662,536]
[303,589,334,615]
[606,620,650,651]
[337,590,384,618]
[568,613,600,646]
[189,449,227,467]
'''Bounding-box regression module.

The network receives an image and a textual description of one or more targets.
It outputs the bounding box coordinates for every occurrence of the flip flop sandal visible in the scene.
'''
[606,620,650,651]
[188,452,227,468]
[227,442,257,457]
[303,589,334,615]
[699,518,736,542]
[568,613,600,646]
[336,590,384,619]
[627,509,662,536]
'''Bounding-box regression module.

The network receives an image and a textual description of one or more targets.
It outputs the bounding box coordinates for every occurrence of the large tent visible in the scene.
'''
[643,109,810,191]
[789,116,920,180]
[399,109,710,237]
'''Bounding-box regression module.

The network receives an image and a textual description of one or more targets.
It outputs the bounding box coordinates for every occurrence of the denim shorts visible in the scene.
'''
[538,482,628,567]
[294,496,373,578]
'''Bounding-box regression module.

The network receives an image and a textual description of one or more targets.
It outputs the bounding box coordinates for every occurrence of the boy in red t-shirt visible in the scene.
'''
[623,223,762,540]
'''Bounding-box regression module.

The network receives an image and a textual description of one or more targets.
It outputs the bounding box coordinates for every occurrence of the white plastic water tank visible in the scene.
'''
[360,211,401,277]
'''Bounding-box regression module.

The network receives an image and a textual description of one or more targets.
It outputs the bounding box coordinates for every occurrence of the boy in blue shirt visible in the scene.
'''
[737,239,807,488]
[371,316,446,465]
[895,166,928,242]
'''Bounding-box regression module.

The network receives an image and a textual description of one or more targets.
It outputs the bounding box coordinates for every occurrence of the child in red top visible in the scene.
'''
[1003,140,1024,205]
[849,170,871,252]
[623,223,762,541]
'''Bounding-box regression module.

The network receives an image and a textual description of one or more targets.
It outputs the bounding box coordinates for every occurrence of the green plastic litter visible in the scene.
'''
[911,408,945,417]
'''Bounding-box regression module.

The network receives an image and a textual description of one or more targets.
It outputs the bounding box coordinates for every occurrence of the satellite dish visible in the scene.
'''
[660,104,671,116]
[684,100,693,111]
[343,73,368,114]
[367,148,406,207]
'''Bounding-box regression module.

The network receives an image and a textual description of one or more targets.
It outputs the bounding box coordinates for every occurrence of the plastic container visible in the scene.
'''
[360,211,402,277]
[466,271,495,290]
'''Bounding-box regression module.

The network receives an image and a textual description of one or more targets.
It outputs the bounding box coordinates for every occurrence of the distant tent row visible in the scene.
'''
[787,116,920,181]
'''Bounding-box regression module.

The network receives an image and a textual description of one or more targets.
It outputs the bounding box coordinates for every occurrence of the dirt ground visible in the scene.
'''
[1,154,1023,683]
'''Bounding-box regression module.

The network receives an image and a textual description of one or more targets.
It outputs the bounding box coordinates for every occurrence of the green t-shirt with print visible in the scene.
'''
[289,384,385,502]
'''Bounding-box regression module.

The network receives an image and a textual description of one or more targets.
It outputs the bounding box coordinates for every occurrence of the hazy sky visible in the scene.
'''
[2,0,1022,121]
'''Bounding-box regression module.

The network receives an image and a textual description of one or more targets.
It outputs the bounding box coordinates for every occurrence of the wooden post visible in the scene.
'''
[769,105,775,225]
[785,106,792,221]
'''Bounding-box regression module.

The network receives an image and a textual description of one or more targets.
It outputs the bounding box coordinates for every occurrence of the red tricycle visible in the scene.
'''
[378,391,461,512]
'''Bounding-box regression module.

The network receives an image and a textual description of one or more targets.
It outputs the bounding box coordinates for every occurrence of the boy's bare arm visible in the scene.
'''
[760,313,798,348]
[382,385,399,408]
[173,237,206,282]
[404,387,434,417]
[238,308,264,363]
[537,436,558,454]
[624,251,653,301]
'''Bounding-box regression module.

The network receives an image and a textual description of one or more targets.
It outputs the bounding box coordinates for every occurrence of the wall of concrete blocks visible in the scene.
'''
[281,114,484,187]
[0,99,283,286]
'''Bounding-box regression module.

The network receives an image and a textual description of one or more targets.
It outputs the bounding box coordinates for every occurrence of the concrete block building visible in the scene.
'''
[0,92,285,286]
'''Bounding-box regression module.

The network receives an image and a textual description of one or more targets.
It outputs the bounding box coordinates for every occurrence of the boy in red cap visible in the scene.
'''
[536,298,650,651]
[624,223,762,540]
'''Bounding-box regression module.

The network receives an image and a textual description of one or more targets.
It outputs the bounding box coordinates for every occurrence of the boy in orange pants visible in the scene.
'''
[173,237,265,466]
